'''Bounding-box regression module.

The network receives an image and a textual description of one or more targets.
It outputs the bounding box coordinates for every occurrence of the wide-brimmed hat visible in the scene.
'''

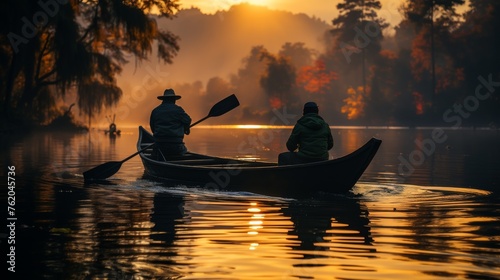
[158,89,181,100]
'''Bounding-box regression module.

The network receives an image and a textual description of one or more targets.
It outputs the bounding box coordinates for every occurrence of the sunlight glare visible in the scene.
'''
[223,0,271,7]
[182,0,273,14]
[249,243,259,250]
[236,124,265,129]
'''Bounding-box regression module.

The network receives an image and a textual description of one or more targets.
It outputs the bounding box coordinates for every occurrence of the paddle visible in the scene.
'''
[83,94,240,181]
[190,94,239,126]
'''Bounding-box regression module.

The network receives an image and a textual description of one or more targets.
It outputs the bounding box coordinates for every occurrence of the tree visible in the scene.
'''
[229,45,269,117]
[259,50,297,109]
[0,0,180,125]
[341,86,367,120]
[331,0,386,91]
[454,1,500,125]
[205,76,233,105]
[296,60,337,95]
[278,42,314,70]
[402,0,465,116]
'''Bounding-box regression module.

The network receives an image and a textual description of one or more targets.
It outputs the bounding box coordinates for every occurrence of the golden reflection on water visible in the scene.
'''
[2,127,499,279]
[8,180,500,279]
[248,202,263,237]
[6,126,499,190]
[197,124,293,129]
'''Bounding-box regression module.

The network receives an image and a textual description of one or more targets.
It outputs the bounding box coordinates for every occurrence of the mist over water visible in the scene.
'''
[2,1,499,277]
[111,4,331,126]
[1,127,499,279]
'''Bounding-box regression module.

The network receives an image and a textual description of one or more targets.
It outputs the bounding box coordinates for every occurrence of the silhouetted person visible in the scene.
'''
[278,102,333,165]
[150,89,192,159]
[109,123,116,134]
[106,114,120,135]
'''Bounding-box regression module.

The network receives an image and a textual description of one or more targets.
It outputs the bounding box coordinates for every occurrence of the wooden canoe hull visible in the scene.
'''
[137,126,381,197]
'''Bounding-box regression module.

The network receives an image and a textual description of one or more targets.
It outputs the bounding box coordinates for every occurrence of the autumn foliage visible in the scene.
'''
[296,60,337,94]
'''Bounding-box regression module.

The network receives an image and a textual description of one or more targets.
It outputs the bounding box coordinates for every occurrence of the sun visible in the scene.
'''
[216,0,272,9]
[181,0,272,14]
[219,0,271,6]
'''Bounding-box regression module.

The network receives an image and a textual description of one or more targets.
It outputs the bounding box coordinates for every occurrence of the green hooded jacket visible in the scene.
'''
[286,113,333,160]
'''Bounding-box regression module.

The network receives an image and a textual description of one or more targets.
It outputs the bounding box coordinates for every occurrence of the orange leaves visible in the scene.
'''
[380,49,398,60]
[296,60,337,94]
[341,86,368,120]
[435,64,465,92]
[268,96,283,109]
[412,91,425,115]
[410,30,432,81]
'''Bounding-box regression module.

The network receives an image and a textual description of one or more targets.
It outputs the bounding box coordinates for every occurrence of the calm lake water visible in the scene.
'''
[1,126,499,279]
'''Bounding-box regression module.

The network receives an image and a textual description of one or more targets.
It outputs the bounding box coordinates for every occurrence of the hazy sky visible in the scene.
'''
[179,0,405,26]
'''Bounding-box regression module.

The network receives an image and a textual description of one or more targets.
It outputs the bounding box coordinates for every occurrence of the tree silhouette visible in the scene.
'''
[403,0,465,115]
[454,1,500,125]
[259,50,297,109]
[331,0,386,76]
[230,46,268,101]
[278,42,314,70]
[330,0,386,123]
[205,76,233,105]
[1,0,179,125]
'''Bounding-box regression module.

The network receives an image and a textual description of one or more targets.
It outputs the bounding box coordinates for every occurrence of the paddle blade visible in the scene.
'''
[207,94,239,117]
[83,161,122,181]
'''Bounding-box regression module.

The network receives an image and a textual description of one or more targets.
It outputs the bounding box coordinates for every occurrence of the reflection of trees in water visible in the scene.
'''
[466,195,500,271]
[282,195,374,260]
[3,131,122,181]
[72,188,162,278]
[16,182,86,278]
[406,204,454,263]
[405,194,500,270]
[16,185,184,279]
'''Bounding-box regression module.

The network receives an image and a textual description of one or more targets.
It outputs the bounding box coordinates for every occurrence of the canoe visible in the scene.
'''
[137,126,382,197]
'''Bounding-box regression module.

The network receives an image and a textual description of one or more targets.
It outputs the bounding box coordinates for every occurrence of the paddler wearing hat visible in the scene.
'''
[278,102,334,165]
[150,89,192,159]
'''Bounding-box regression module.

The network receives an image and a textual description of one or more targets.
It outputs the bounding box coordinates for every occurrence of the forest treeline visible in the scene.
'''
[1,1,499,128]
[328,0,500,126]
[175,0,500,126]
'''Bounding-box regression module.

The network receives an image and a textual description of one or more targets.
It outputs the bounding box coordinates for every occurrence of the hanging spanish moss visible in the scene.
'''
[1,0,180,126]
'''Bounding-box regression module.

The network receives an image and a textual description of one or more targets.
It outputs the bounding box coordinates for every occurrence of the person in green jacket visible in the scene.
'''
[278,102,333,165]
[150,89,192,159]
